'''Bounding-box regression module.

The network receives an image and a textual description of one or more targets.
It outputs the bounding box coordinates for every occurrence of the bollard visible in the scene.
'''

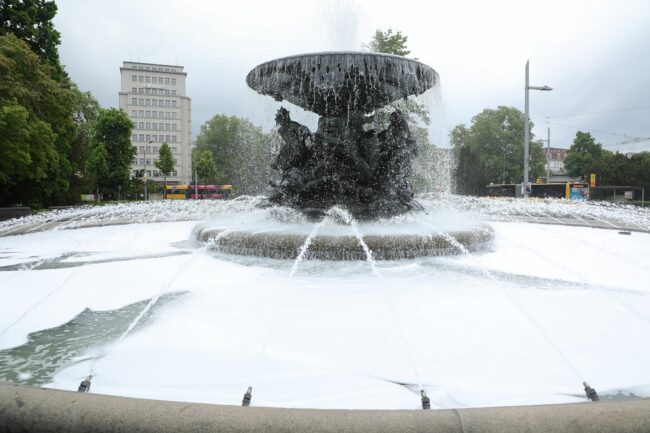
[78,375,93,393]
[242,386,252,407]
[421,390,431,410]
[583,382,599,402]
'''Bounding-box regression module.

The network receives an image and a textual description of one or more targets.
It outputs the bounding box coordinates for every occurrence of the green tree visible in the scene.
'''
[156,143,175,197]
[0,0,63,78]
[194,114,274,194]
[85,142,108,200]
[450,106,545,195]
[93,108,135,196]
[366,28,410,56]
[193,147,218,186]
[0,34,76,206]
[564,131,608,180]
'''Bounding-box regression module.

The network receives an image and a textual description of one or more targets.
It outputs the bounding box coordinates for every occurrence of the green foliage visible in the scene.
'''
[194,114,275,194]
[0,0,62,77]
[564,131,606,179]
[92,108,135,194]
[0,34,76,206]
[192,147,218,185]
[565,131,650,193]
[451,106,546,194]
[366,28,410,56]
[155,143,175,177]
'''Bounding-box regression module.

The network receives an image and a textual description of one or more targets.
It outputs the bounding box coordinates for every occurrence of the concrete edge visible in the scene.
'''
[1,383,649,433]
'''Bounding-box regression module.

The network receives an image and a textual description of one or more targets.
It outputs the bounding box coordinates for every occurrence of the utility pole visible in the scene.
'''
[546,127,551,182]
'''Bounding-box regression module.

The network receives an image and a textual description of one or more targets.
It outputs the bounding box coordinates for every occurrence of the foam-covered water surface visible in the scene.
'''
[0,198,649,409]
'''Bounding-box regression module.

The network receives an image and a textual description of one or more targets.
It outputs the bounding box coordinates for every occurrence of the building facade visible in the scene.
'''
[544,147,568,175]
[119,62,192,184]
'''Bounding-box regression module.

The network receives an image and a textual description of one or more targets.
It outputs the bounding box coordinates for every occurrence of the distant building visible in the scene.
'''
[119,62,192,184]
[544,147,568,176]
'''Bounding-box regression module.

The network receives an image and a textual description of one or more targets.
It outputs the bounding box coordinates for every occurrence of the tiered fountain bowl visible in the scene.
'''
[196,52,494,260]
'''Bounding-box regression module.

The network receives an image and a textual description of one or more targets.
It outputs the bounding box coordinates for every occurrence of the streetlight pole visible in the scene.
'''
[523,60,553,198]
[143,140,153,201]
[546,127,551,182]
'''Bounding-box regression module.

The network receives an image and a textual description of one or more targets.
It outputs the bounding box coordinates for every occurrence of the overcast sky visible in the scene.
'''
[55,0,650,150]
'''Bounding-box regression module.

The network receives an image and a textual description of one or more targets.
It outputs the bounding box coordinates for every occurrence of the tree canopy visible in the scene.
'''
[451,106,546,194]
[194,114,275,194]
[0,0,62,77]
[366,28,410,56]
[92,108,135,195]
[0,33,77,206]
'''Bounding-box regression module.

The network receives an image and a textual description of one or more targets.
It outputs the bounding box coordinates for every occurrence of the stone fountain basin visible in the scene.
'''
[246,51,438,116]
[194,222,494,260]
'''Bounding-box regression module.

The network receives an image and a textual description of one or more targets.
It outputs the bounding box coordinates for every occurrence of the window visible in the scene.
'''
[145,99,150,106]
[146,146,151,153]
[139,110,144,117]
[145,76,150,83]
[165,123,170,131]
[139,146,144,153]
[153,146,158,153]
[146,111,150,117]
[154,170,160,177]
[164,78,170,85]
[138,75,144,82]
[145,88,151,95]
[165,100,170,107]
[139,88,144,94]
[139,98,144,105]
[153,99,158,106]
[145,135,151,142]
[152,111,157,118]
[147,170,152,177]
[165,112,170,118]
[132,75,137,82]
[172,124,177,131]
[139,122,144,129]
[152,135,158,141]
[131,110,137,117]
[139,134,144,141]
[171,78,176,85]
[151,77,156,84]
[152,123,157,130]
[172,147,177,153]
[172,171,177,177]
[132,134,137,141]
[171,112,176,119]
[164,89,170,96]
[171,100,176,107]
[171,90,176,96]
[171,135,177,142]
[166,135,170,142]
[131,98,137,105]
[139,158,145,165]
[145,123,150,129]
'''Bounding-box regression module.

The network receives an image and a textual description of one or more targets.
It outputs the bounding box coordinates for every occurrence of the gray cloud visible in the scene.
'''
[54,0,650,150]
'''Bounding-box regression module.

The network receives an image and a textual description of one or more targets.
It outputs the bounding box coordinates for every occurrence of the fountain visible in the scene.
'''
[196,52,494,259]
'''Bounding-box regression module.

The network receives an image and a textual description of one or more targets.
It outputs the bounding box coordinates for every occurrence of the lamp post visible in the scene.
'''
[523,60,552,197]
[144,140,153,201]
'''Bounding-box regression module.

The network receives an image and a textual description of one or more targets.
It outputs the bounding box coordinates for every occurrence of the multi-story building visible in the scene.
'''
[119,61,192,185]
[544,147,568,175]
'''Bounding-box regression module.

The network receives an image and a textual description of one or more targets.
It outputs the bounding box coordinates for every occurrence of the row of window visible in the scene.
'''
[130,97,177,106]
[134,122,177,131]
[130,64,179,73]
[133,158,178,166]
[131,88,177,96]
[136,145,179,154]
[132,134,177,143]
[132,75,177,85]
[131,110,177,119]
[133,169,179,177]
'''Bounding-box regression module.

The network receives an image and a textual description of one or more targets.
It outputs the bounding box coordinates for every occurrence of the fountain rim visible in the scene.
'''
[246,50,437,79]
